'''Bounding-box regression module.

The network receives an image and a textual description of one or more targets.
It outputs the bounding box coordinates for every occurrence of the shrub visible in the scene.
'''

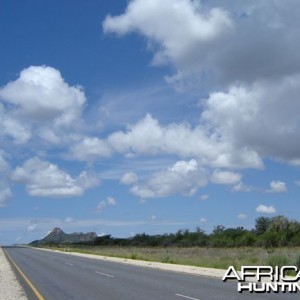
[266,254,288,268]
[130,253,138,260]
[295,254,300,269]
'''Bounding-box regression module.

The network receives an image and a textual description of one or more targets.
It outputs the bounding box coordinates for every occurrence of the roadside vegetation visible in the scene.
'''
[34,215,300,270]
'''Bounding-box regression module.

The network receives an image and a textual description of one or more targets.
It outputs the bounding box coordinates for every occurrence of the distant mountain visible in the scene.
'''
[30,227,97,245]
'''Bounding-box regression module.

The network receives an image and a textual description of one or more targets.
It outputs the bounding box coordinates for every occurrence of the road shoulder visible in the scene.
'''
[33,246,226,279]
[0,247,27,300]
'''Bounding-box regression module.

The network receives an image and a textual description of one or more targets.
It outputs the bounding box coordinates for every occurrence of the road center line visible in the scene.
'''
[95,270,115,278]
[175,293,200,300]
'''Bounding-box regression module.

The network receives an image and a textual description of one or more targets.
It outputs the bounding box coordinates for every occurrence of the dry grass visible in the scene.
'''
[51,246,300,270]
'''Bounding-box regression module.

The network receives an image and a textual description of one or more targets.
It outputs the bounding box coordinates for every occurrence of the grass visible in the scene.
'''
[41,245,300,270]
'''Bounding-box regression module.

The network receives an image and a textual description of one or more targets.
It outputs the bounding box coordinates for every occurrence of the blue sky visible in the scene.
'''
[1,0,300,245]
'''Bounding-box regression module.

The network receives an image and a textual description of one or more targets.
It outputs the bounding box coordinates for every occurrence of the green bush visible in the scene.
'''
[130,253,138,260]
[266,254,288,268]
[295,254,300,269]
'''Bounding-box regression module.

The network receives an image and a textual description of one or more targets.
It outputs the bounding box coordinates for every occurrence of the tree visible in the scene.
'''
[255,217,271,235]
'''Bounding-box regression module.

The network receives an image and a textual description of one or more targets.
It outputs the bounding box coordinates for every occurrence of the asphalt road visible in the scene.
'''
[3,246,299,300]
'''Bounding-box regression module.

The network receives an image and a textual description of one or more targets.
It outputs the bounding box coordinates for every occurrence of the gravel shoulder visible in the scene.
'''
[0,247,27,300]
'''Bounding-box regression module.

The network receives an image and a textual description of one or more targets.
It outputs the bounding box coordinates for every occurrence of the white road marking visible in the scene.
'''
[175,293,200,300]
[65,262,74,266]
[95,270,115,278]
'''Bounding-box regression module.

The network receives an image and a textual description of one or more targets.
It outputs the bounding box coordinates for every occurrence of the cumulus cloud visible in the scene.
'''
[107,196,117,206]
[268,180,287,193]
[104,0,232,69]
[130,159,207,199]
[0,65,86,145]
[256,205,276,214]
[70,137,112,162]
[120,172,139,185]
[232,182,253,192]
[100,0,300,189]
[104,1,300,90]
[203,75,300,165]
[1,114,31,144]
[96,196,117,212]
[211,170,241,185]
[100,72,300,168]
[107,114,262,169]
[100,1,300,170]
[1,1,299,206]
[11,157,99,197]
[0,66,85,123]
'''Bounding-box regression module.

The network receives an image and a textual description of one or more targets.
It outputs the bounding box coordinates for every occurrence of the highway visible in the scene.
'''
[3,246,299,300]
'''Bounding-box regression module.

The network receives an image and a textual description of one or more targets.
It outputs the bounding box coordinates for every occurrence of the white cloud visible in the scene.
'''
[0,66,85,123]
[120,172,139,185]
[96,196,117,212]
[104,1,300,90]
[232,182,253,192]
[27,224,37,232]
[100,0,300,193]
[211,170,241,185]
[76,171,101,190]
[256,205,276,214]
[107,114,262,169]
[11,157,99,197]
[96,201,106,212]
[203,75,300,165]
[68,73,300,170]
[70,137,112,162]
[107,196,117,206]
[0,2,299,207]
[130,159,207,198]
[200,218,207,223]
[268,180,286,193]
[237,213,247,220]
[170,159,198,174]
[104,0,232,76]
[0,150,9,171]
[0,187,12,207]
[1,116,31,144]
[0,66,86,145]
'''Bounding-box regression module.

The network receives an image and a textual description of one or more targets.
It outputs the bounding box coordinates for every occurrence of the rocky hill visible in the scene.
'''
[30,227,97,245]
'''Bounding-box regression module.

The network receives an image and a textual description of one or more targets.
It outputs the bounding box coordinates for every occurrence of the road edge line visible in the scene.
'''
[3,248,45,300]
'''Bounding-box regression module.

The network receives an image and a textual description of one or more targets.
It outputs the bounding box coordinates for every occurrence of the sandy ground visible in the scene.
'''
[0,247,27,300]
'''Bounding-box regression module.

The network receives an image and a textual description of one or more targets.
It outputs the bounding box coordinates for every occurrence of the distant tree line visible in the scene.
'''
[44,215,300,248]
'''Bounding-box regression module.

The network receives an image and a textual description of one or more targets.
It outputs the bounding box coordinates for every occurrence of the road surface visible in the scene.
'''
[3,246,299,300]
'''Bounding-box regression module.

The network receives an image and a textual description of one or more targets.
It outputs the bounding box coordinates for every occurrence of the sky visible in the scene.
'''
[0,0,300,245]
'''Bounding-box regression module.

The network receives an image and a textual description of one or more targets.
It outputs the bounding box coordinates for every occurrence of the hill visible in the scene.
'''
[30,227,97,246]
